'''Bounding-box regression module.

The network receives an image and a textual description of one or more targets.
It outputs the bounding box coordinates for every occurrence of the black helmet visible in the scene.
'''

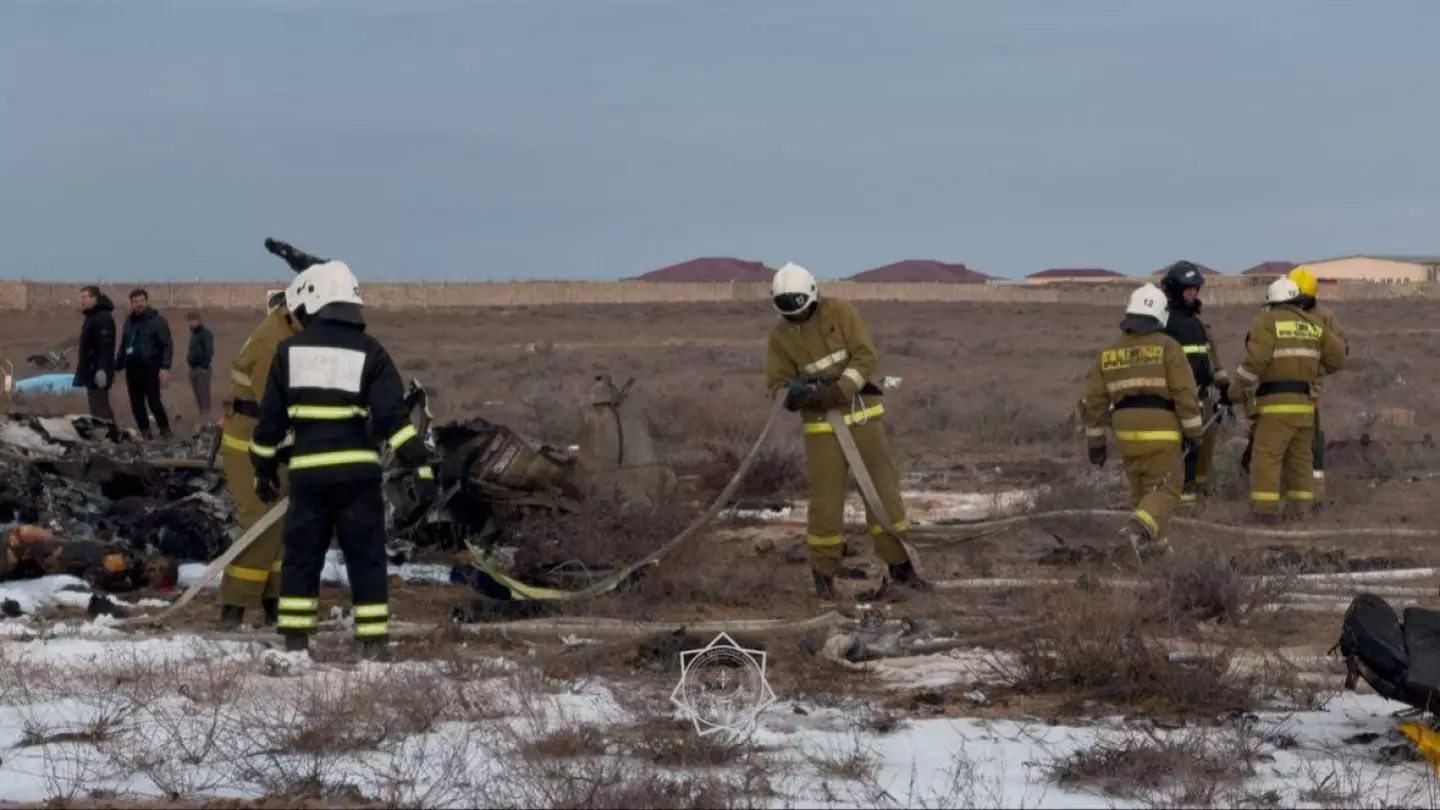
[1160,261,1204,302]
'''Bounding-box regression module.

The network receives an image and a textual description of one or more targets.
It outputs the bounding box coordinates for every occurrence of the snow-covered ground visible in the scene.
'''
[725,488,1041,525]
[0,624,1436,807]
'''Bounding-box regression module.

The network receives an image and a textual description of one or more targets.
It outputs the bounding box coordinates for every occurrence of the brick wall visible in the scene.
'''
[6,278,1436,311]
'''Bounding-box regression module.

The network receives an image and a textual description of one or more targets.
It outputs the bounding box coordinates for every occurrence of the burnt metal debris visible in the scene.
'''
[1,413,231,597]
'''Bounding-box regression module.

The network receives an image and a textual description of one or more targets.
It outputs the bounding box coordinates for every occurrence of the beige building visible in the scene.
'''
[1300,254,1440,283]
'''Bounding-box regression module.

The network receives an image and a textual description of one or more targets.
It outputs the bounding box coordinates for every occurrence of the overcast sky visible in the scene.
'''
[3,0,1437,282]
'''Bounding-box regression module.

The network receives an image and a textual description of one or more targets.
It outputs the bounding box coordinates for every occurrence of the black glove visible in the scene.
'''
[1087,444,1106,467]
[784,380,822,412]
[254,466,281,504]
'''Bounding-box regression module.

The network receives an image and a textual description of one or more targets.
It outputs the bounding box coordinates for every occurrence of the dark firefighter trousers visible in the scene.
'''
[803,415,910,577]
[276,479,391,642]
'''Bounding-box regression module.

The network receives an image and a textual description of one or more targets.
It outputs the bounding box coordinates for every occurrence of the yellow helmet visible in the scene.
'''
[1288,266,1319,298]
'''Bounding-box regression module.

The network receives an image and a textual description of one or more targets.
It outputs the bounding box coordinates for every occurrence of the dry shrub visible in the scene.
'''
[627,535,792,617]
[1044,725,1266,804]
[1141,540,1293,627]
[518,724,612,760]
[620,718,764,768]
[991,587,1253,716]
[507,495,694,576]
[700,440,805,499]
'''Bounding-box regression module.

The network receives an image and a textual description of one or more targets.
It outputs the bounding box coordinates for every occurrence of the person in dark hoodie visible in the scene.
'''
[185,311,215,422]
[1158,261,1231,504]
[74,285,117,421]
[115,288,174,438]
[1079,283,1204,561]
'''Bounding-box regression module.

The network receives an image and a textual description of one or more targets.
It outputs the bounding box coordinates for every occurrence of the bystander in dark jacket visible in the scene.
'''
[186,312,215,420]
[74,286,117,422]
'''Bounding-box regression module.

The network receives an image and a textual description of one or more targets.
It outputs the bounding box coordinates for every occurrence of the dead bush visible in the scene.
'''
[700,440,805,499]
[1140,541,1293,627]
[991,587,1253,716]
[506,494,694,579]
[518,723,612,760]
[1044,725,1265,805]
[620,719,764,767]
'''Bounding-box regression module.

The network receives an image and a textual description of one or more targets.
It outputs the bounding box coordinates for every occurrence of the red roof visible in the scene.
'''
[1027,268,1125,279]
[849,259,991,283]
[634,257,775,282]
[1150,262,1224,277]
[1240,261,1297,277]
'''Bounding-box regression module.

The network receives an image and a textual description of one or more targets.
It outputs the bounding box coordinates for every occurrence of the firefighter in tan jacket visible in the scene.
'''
[1228,277,1345,522]
[1288,266,1348,502]
[1080,284,1204,558]
[216,286,305,628]
[764,263,928,599]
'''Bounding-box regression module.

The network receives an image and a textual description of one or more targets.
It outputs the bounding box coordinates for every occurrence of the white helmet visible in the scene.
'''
[293,260,363,317]
[1125,283,1169,328]
[282,268,312,314]
[1266,277,1301,305]
[771,262,818,317]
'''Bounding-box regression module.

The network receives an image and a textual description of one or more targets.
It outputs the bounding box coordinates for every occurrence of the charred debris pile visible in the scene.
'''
[0,413,231,594]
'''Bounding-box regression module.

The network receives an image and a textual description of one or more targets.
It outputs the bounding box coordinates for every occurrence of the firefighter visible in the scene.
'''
[249,260,435,654]
[1288,265,1349,504]
[1080,283,1204,557]
[1228,277,1345,523]
[763,262,928,600]
[216,279,310,629]
[1158,261,1230,504]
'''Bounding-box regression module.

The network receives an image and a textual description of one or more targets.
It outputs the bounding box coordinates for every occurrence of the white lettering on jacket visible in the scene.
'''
[287,346,366,393]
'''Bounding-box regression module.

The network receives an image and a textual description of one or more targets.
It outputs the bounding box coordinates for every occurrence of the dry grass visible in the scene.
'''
[1044,725,1267,805]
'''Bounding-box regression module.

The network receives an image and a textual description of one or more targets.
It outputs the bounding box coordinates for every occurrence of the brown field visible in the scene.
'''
[5,299,1440,806]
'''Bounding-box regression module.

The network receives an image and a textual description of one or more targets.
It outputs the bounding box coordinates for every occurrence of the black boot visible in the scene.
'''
[887,560,933,592]
[283,631,310,653]
[219,604,245,630]
[812,569,839,601]
[261,598,279,627]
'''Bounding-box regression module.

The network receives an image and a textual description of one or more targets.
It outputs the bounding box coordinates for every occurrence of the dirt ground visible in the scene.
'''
[4,298,1437,677]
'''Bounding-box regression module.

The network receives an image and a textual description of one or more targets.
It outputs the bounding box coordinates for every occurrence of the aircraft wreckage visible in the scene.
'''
[0,374,677,617]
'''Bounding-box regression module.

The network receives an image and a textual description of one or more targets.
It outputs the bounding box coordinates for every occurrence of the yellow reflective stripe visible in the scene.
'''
[1286,490,1315,501]
[1180,416,1203,430]
[802,404,886,434]
[1236,367,1258,382]
[806,533,845,547]
[1258,404,1315,415]
[841,368,866,389]
[1251,492,1281,502]
[288,450,381,470]
[1085,427,1107,438]
[1105,378,1168,393]
[271,559,283,572]
[868,519,910,536]
[277,615,317,630]
[249,442,278,458]
[278,597,318,612]
[1133,509,1158,535]
[354,622,389,637]
[225,565,270,583]
[230,368,252,387]
[1113,430,1181,442]
[800,349,849,375]
[387,424,418,449]
[288,405,370,420]
[222,434,251,453]
[417,466,434,480]
[1179,493,1198,503]
[1182,345,1210,355]
[1273,348,1321,360]
[353,603,389,619]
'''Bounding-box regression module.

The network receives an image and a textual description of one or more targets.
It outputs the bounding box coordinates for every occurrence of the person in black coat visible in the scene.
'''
[74,285,117,422]
[115,288,174,438]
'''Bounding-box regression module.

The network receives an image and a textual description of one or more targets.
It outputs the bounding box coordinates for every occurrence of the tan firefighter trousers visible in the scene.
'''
[803,417,910,576]
[218,443,289,609]
[1123,443,1184,540]
[1249,412,1316,516]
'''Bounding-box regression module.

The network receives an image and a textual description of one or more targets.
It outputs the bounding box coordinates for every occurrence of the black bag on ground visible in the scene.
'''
[1338,593,1440,711]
